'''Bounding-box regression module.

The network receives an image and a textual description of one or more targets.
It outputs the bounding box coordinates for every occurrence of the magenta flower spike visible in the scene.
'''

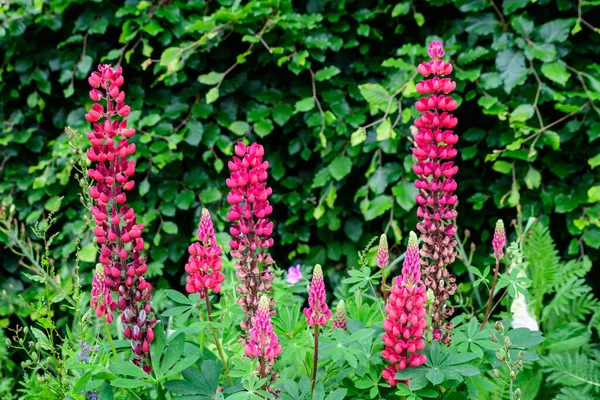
[304,265,332,327]
[85,64,156,372]
[492,220,506,260]
[332,300,347,331]
[243,295,282,388]
[185,208,225,298]
[382,236,428,387]
[413,41,459,344]
[377,234,389,268]
[226,141,275,332]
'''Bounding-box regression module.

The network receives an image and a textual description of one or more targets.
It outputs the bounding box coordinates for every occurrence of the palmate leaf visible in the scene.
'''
[453,318,500,358]
[395,341,480,387]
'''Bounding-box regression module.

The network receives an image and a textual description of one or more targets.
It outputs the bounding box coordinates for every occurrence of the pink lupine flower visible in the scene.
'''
[90,264,117,322]
[304,265,332,326]
[377,234,389,268]
[382,234,427,386]
[227,142,275,332]
[286,264,302,285]
[492,220,506,260]
[413,41,458,344]
[332,300,347,331]
[185,209,225,297]
[244,295,282,387]
[84,64,156,372]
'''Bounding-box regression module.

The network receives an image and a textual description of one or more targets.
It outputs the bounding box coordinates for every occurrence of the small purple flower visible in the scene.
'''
[286,264,302,285]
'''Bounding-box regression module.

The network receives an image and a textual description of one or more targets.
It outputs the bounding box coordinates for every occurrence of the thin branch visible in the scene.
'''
[309,68,326,145]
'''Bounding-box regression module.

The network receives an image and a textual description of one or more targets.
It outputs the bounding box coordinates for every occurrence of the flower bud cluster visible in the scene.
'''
[382,233,427,386]
[244,295,282,389]
[226,142,275,332]
[304,265,332,327]
[332,300,347,331]
[185,209,225,297]
[85,65,156,372]
[412,42,459,344]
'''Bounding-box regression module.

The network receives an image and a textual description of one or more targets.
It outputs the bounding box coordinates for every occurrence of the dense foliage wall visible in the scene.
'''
[1,0,599,319]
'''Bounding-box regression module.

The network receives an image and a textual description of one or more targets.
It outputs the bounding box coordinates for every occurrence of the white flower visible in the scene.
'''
[510,293,539,331]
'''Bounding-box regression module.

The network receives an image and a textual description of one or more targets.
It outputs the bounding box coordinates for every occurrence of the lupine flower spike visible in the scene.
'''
[305,264,332,393]
[377,234,389,299]
[227,142,275,333]
[85,64,156,372]
[185,208,225,298]
[481,220,506,330]
[90,264,116,322]
[244,295,282,390]
[382,232,427,386]
[304,265,332,326]
[332,300,347,331]
[413,41,459,344]
[492,220,506,260]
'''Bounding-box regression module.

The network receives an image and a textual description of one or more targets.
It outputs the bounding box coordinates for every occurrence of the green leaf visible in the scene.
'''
[139,114,161,128]
[109,362,150,379]
[254,119,274,138]
[492,160,512,174]
[536,19,575,43]
[524,166,541,190]
[588,186,600,203]
[272,103,293,126]
[358,83,390,107]
[589,153,600,169]
[229,121,250,136]
[496,49,528,93]
[160,333,185,376]
[511,15,534,36]
[510,104,534,123]
[392,181,418,211]
[206,87,219,104]
[465,14,499,36]
[329,156,352,181]
[543,130,561,150]
[295,97,315,112]
[198,71,222,85]
[376,119,394,141]
[315,66,341,81]
[362,196,393,221]
[351,128,367,146]
[503,0,529,14]
[541,61,571,86]
[200,187,222,203]
[162,221,178,235]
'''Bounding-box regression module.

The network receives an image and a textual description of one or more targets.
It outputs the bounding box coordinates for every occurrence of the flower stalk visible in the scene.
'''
[413,41,459,344]
[304,264,332,393]
[481,220,506,331]
[85,64,156,372]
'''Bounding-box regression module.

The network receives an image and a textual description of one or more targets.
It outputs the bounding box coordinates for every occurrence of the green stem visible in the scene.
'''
[204,289,233,386]
[311,325,319,397]
[480,257,500,331]
[455,233,483,309]
[104,318,119,362]
[156,382,166,400]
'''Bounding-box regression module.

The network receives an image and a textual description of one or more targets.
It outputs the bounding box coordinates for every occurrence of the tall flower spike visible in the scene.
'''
[244,295,282,390]
[332,300,347,331]
[227,141,275,333]
[377,234,389,268]
[185,208,225,297]
[493,220,506,260]
[413,41,458,344]
[382,238,427,387]
[304,265,332,326]
[85,64,156,372]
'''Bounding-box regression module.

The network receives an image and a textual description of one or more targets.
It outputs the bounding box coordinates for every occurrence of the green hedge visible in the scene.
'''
[1,0,599,311]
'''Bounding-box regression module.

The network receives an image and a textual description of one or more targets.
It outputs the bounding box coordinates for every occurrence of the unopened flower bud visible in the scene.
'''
[493,369,500,378]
